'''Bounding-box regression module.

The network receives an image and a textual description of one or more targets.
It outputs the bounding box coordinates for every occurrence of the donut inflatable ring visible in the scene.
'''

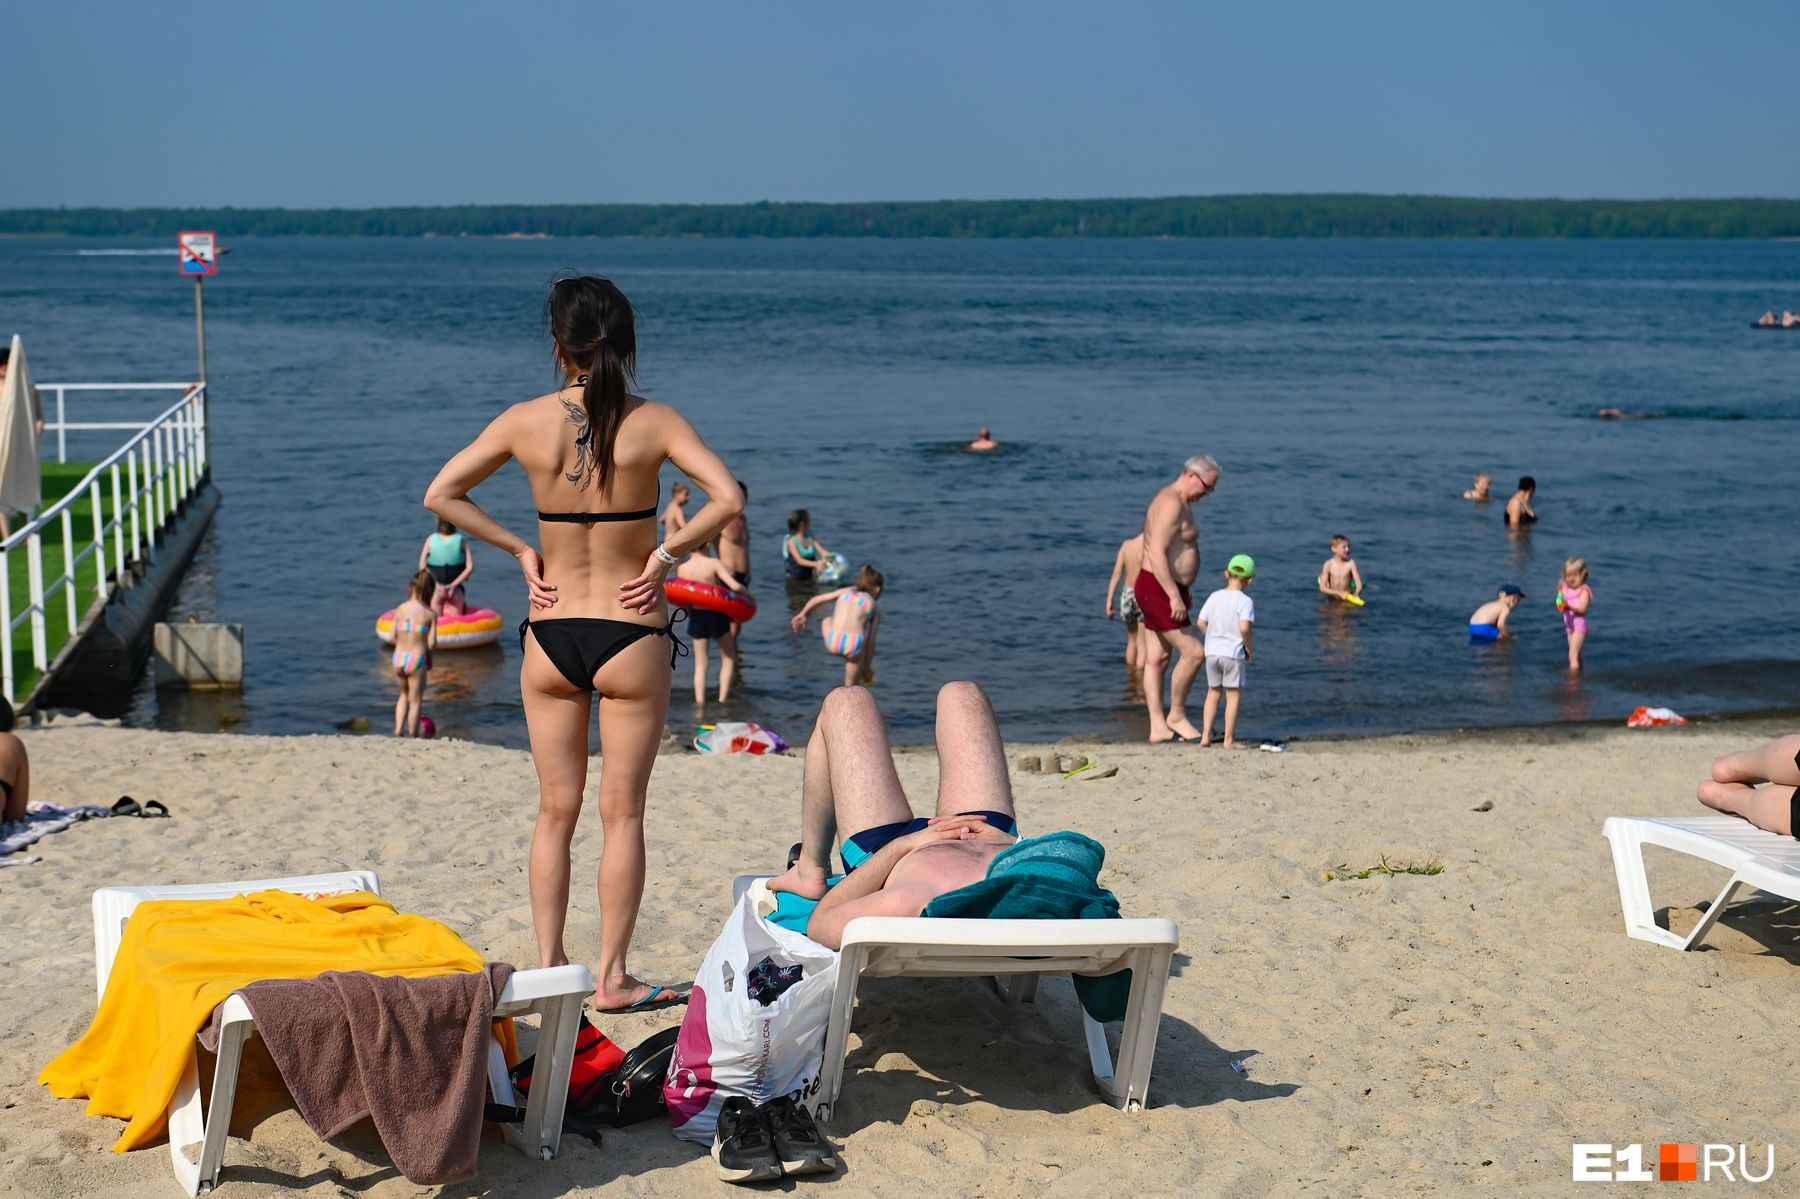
[375,606,504,649]
[665,578,756,623]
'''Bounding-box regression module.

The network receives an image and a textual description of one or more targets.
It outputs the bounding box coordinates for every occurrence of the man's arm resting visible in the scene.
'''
[807,884,936,951]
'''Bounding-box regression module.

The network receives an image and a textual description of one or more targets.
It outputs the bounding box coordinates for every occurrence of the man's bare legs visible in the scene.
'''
[769,687,913,899]
[1143,627,1204,742]
[932,681,1015,824]
[1697,734,1800,835]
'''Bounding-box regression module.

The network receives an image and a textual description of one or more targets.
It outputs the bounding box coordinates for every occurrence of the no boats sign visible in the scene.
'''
[178,231,217,276]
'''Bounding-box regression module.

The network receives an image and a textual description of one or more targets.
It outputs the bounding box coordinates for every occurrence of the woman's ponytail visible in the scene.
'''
[548,276,638,495]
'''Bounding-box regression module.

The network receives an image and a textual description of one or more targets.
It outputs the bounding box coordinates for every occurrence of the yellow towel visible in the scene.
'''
[40,890,496,1152]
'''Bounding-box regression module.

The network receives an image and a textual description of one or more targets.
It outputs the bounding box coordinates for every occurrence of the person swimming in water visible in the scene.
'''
[792,564,883,687]
[1462,473,1491,501]
[782,508,834,584]
[969,428,998,452]
[1505,476,1537,526]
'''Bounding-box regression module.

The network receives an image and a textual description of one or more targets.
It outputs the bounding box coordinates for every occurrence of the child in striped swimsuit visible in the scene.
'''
[792,565,884,687]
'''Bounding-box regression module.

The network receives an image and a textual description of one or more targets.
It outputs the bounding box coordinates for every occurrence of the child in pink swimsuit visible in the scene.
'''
[1556,556,1592,671]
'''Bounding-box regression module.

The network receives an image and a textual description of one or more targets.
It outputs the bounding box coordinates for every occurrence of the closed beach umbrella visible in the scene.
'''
[0,335,41,521]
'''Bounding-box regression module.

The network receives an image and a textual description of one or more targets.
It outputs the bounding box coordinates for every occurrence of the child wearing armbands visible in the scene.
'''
[1556,556,1592,671]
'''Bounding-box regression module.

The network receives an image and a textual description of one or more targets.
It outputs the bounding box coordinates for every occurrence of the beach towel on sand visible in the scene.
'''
[199,963,515,1185]
[0,801,112,867]
[39,890,502,1153]
[923,831,1131,1022]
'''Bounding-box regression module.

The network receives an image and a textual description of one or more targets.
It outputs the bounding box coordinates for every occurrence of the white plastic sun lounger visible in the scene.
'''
[1602,815,1800,951]
[92,871,594,1196]
[732,876,1178,1122]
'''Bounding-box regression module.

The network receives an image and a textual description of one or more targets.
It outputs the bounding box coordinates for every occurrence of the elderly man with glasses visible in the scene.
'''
[1133,454,1221,743]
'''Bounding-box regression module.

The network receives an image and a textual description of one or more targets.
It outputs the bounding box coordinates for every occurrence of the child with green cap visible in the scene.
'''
[1195,554,1257,748]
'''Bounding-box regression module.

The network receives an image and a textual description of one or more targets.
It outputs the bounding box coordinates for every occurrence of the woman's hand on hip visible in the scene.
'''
[516,547,556,610]
[619,553,672,614]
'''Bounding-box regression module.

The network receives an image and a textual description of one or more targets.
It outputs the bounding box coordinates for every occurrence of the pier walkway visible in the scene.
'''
[1,383,211,707]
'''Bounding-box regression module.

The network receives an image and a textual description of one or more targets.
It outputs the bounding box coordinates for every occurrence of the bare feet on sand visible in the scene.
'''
[768,860,830,900]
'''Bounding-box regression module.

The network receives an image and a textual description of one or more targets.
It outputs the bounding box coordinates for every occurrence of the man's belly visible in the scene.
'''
[886,842,999,904]
[1170,548,1200,587]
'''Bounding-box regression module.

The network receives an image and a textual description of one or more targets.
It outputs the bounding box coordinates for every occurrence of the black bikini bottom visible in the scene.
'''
[520,612,687,692]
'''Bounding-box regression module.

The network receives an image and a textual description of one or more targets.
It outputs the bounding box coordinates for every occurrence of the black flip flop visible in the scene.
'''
[110,796,142,817]
[140,799,170,818]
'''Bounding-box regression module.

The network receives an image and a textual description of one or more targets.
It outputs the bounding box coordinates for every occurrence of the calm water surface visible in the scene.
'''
[3,237,1797,745]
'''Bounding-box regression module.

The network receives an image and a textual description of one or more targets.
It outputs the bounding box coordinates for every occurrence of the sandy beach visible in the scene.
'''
[4,714,1798,1197]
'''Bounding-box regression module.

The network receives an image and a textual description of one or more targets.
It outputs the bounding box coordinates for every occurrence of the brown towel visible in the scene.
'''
[201,963,514,1185]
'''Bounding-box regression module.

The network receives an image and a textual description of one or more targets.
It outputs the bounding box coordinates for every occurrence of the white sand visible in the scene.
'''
[3,716,1797,1196]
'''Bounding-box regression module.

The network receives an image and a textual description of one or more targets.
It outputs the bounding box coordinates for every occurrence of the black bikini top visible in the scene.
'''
[537,506,657,524]
[538,486,659,524]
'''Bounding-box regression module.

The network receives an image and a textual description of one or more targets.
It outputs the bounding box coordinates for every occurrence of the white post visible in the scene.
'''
[60,508,76,633]
[126,450,141,566]
[90,480,107,602]
[110,463,124,582]
[0,549,12,702]
[151,427,164,531]
[26,532,46,672]
[54,386,67,465]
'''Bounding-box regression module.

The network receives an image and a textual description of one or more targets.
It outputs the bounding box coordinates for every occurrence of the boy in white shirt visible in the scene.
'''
[1195,554,1256,748]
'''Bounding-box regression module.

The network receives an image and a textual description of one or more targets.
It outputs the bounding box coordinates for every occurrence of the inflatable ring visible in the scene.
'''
[376,606,504,649]
[665,578,756,623]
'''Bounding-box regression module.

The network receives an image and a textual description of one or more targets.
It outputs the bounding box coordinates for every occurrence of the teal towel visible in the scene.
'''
[922,831,1131,1022]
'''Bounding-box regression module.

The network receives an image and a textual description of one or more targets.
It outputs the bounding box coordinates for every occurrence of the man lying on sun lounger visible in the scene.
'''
[767,682,1023,950]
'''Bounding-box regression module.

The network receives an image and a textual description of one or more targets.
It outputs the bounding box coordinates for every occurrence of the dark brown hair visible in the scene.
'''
[435,517,456,536]
[547,276,638,496]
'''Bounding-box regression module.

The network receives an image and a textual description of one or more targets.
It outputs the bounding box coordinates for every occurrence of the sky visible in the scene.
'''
[7,0,1798,208]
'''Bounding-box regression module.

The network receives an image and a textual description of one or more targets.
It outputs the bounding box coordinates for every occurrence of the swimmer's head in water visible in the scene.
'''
[856,564,885,596]
[1331,534,1351,556]
[409,569,437,603]
[1563,556,1588,587]
[978,428,991,439]
[547,275,637,493]
[787,508,810,534]
[1517,475,1536,494]
[435,516,456,537]
[1498,583,1525,607]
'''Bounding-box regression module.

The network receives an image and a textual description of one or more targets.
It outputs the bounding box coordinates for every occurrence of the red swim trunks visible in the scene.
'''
[1132,570,1192,632]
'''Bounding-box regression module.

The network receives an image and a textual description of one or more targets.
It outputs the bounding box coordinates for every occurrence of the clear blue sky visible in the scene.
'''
[9,0,1796,208]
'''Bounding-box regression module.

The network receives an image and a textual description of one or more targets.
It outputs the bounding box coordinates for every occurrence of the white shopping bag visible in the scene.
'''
[665,879,838,1143]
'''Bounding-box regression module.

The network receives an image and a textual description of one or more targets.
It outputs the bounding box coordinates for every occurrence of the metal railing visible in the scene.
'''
[0,383,209,703]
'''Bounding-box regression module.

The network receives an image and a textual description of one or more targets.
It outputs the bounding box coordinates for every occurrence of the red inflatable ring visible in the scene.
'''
[665,577,756,623]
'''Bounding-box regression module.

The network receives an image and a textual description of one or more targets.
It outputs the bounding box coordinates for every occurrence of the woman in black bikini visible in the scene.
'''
[426,276,743,1013]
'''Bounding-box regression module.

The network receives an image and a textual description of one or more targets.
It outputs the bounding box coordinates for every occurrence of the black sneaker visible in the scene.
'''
[712,1097,782,1184]
[763,1096,837,1176]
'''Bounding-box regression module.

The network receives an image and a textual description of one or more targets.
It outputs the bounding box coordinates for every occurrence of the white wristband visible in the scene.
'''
[654,543,678,565]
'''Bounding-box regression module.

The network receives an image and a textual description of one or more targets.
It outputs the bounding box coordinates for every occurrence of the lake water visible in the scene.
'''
[4,237,1797,746]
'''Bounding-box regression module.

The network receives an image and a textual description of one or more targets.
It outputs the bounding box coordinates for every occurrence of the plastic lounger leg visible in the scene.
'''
[1111,946,1172,1111]
[523,995,581,1159]
[815,947,866,1124]
[1682,877,1746,951]
[167,1051,207,1197]
[195,1015,252,1190]
[1606,826,1690,950]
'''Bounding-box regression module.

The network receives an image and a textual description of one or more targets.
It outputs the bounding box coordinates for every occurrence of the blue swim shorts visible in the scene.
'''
[1469,623,1501,642]
[841,810,1019,873]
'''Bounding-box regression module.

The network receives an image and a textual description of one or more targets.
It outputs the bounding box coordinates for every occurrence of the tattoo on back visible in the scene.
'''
[559,397,594,488]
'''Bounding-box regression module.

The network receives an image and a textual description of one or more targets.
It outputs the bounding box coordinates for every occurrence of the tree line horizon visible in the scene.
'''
[3,194,1798,239]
